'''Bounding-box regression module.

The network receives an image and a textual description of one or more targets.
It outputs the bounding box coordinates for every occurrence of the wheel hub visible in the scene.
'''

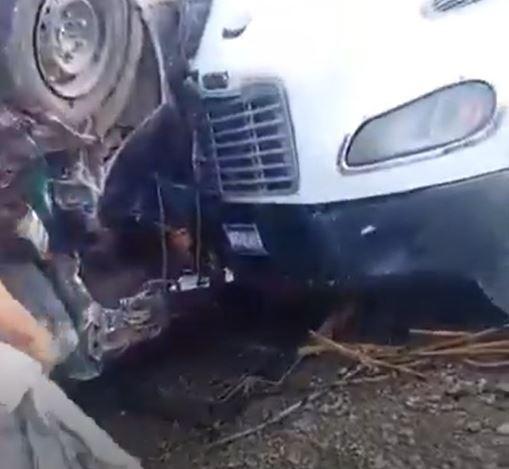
[35,0,106,99]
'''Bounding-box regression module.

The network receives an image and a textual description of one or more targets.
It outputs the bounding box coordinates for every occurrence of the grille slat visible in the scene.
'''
[213,134,287,151]
[208,103,282,125]
[213,119,284,139]
[431,0,483,12]
[198,82,298,196]
[219,162,289,175]
[222,176,294,187]
[201,148,287,163]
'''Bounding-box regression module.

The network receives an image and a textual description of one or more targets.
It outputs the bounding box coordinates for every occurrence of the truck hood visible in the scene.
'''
[194,0,508,99]
[193,0,509,204]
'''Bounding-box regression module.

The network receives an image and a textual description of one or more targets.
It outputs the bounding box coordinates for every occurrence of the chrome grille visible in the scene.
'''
[431,0,483,12]
[198,82,298,196]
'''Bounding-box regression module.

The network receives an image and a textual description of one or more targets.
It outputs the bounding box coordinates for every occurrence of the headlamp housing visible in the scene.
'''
[345,80,496,167]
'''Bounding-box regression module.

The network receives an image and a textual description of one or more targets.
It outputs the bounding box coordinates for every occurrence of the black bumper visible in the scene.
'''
[204,170,509,312]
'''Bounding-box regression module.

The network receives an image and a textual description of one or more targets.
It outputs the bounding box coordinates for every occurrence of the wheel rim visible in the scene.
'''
[35,0,121,99]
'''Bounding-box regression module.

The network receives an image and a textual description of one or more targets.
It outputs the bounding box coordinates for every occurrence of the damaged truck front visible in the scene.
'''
[0,0,220,380]
[192,0,509,315]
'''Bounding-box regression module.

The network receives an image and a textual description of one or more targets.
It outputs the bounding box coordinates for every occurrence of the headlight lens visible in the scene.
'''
[346,80,496,167]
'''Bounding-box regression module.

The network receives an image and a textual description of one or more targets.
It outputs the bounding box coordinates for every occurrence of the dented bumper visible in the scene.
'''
[206,169,509,312]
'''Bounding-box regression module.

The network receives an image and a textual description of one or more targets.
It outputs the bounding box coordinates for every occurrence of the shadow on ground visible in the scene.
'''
[70,278,507,468]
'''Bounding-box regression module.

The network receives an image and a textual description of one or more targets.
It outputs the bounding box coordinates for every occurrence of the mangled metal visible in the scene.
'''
[0,0,226,382]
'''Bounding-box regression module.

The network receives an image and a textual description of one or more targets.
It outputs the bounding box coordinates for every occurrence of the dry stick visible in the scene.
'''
[348,374,391,385]
[310,331,426,379]
[415,348,509,358]
[207,366,364,451]
[298,344,333,357]
[467,340,509,350]
[216,373,252,402]
[358,344,403,355]
[207,396,317,450]
[409,329,469,339]
[396,359,430,369]
[463,358,509,369]
[218,356,305,403]
[299,343,400,359]
[381,339,509,362]
[413,323,509,354]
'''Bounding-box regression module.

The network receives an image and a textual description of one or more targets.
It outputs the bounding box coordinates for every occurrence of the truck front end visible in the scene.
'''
[193,0,509,314]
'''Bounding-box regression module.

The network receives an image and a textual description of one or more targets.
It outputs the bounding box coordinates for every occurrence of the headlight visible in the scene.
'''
[345,80,496,167]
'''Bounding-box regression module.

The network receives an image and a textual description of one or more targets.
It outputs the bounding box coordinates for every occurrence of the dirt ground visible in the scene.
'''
[72,285,509,469]
[79,356,509,469]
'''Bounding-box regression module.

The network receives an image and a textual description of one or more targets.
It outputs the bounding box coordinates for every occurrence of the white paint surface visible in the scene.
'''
[194,0,509,204]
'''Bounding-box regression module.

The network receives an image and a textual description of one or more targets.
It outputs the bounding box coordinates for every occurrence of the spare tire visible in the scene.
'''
[0,0,143,136]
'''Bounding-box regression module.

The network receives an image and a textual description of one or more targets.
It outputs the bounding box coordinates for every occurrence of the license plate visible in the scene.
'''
[223,223,267,256]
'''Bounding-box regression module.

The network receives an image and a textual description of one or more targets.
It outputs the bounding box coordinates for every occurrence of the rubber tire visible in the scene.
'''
[0,0,144,136]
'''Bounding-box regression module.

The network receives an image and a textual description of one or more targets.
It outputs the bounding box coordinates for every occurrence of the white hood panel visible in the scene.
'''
[194,0,509,203]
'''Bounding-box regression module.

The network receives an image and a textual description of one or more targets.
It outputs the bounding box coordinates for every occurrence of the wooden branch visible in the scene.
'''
[208,366,365,450]
[413,323,509,353]
[415,348,509,357]
[409,329,469,339]
[310,331,425,379]
[463,358,509,369]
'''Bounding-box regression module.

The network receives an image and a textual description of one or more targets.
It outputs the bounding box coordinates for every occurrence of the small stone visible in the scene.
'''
[338,367,349,376]
[244,456,258,468]
[399,427,416,445]
[469,444,484,460]
[446,456,462,468]
[466,421,482,433]
[373,454,387,469]
[497,423,509,435]
[381,422,396,432]
[408,454,425,469]
[495,382,509,396]
[480,393,497,405]
[405,396,421,409]
[348,412,358,423]
[445,382,470,398]
[381,423,398,446]
[319,396,344,414]
[440,404,456,412]
[477,378,488,394]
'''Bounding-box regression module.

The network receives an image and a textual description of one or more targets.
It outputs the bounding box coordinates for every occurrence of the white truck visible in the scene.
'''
[193,0,509,315]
